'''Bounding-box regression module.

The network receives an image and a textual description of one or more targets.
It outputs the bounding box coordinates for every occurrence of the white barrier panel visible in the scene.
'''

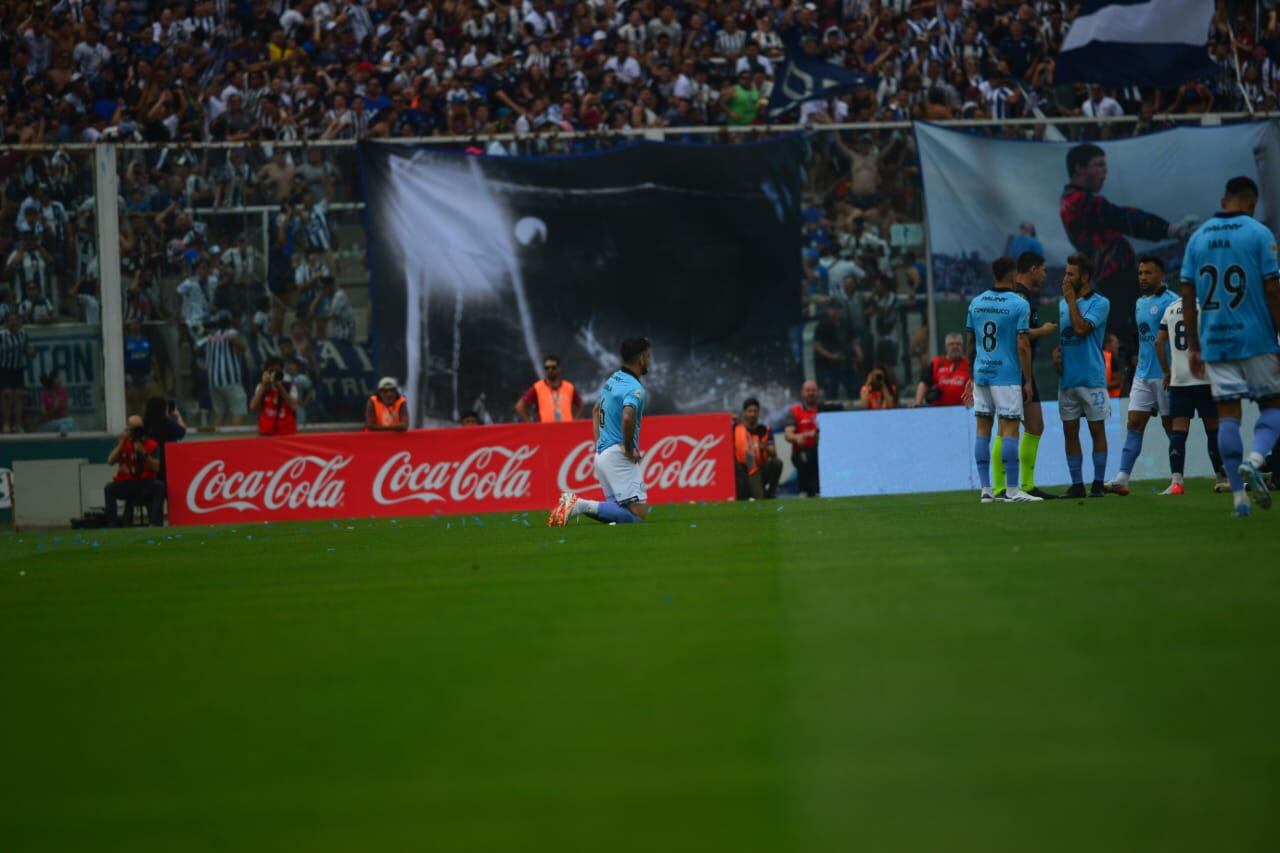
[818,401,1261,497]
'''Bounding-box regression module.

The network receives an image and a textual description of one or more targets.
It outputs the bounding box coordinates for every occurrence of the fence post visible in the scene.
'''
[95,144,126,434]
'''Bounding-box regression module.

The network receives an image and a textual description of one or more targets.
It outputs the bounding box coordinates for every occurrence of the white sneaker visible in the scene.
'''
[980,489,994,504]
[1006,489,1044,503]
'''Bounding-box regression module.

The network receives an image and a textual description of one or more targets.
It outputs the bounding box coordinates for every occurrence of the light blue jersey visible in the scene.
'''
[1134,287,1178,379]
[597,369,646,454]
[1179,211,1280,362]
[1059,290,1110,389]
[966,288,1029,386]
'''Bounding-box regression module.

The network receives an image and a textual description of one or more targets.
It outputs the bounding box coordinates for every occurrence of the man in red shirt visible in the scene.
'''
[784,380,822,496]
[913,332,970,406]
[250,357,300,436]
[103,415,165,526]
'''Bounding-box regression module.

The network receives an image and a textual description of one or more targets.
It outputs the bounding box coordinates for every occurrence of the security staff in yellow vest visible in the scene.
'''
[515,355,584,423]
[365,376,409,431]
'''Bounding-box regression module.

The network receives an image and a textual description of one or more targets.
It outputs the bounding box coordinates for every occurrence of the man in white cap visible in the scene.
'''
[365,376,408,431]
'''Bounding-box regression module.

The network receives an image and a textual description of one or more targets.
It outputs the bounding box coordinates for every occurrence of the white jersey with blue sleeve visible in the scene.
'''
[1059,291,1110,389]
[966,288,1029,387]
[1179,211,1280,362]
[1134,288,1178,380]
[596,369,646,454]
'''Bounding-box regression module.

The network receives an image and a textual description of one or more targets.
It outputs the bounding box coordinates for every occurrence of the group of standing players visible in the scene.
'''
[966,176,1280,516]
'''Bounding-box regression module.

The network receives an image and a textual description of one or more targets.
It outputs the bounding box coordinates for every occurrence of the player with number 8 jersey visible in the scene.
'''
[1179,176,1280,517]
[965,257,1039,503]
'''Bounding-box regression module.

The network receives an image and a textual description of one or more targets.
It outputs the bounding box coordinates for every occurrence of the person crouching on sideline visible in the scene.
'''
[104,415,164,527]
[734,397,783,500]
[515,354,583,422]
[366,377,408,431]
[250,356,299,437]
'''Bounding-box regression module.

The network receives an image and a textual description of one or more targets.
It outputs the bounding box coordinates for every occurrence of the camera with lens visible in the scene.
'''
[129,425,145,442]
[271,370,284,384]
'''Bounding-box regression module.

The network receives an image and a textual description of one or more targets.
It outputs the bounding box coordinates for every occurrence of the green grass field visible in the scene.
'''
[2,482,1278,852]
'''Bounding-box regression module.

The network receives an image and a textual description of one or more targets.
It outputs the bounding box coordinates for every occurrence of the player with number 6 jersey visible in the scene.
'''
[549,337,654,528]
[965,257,1039,503]
[1179,176,1280,517]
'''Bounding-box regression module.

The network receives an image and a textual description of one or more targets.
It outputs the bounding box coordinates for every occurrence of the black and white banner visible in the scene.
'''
[360,138,807,425]
[1055,0,1214,87]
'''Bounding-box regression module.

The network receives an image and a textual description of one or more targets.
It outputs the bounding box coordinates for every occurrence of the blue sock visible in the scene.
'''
[1169,431,1187,475]
[1092,450,1108,483]
[1252,408,1280,460]
[975,434,992,488]
[1205,428,1223,473]
[1067,454,1083,485]
[1119,428,1143,476]
[1002,436,1020,489]
[1219,418,1245,491]
[591,501,642,524]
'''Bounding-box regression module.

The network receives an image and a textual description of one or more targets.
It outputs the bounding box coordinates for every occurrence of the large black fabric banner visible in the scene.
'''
[360,137,806,425]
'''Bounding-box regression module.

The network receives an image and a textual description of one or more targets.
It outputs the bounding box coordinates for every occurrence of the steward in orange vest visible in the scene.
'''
[516,356,583,422]
[365,377,409,431]
[734,397,782,500]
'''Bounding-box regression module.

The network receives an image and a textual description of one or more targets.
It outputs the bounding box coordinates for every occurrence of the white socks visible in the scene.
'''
[572,499,598,518]
[1248,451,1267,468]
[1112,472,1130,486]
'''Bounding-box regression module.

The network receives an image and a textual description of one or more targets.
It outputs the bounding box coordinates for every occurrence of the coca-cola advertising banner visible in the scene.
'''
[165,414,734,526]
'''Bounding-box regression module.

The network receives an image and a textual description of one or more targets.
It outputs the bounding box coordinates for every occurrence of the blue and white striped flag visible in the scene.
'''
[1055,0,1214,87]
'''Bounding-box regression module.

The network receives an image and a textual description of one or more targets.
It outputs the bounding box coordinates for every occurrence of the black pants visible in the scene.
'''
[104,480,166,527]
[792,449,819,496]
[735,458,783,500]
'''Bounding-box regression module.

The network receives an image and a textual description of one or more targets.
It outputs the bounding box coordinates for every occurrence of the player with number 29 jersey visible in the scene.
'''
[1178,178,1280,516]
[1179,211,1279,365]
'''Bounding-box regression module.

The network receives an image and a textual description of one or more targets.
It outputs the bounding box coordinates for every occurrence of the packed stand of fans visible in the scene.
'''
[0,0,1272,428]
[0,0,1270,151]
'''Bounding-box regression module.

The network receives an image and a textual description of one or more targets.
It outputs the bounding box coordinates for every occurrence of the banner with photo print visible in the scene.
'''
[359,137,807,426]
[915,121,1280,344]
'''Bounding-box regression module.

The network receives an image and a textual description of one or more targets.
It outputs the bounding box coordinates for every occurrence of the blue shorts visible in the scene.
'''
[1168,385,1217,421]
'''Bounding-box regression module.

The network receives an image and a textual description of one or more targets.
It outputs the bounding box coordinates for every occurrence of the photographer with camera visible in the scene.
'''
[104,415,164,527]
[860,364,899,410]
[250,356,300,437]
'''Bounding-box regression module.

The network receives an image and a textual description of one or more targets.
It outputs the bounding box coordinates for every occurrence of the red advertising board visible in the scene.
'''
[165,413,735,526]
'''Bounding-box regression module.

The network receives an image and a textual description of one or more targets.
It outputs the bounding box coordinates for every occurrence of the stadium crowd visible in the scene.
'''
[0,0,1272,431]
[0,0,1269,145]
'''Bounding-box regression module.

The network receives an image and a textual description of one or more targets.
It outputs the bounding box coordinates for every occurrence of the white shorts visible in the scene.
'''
[210,383,248,416]
[973,384,1023,420]
[1206,353,1280,402]
[1128,377,1169,417]
[1059,387,1110,422]
[595,444,648,505]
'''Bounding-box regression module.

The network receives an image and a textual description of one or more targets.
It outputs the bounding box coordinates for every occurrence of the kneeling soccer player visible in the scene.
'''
[549,337,652,527]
